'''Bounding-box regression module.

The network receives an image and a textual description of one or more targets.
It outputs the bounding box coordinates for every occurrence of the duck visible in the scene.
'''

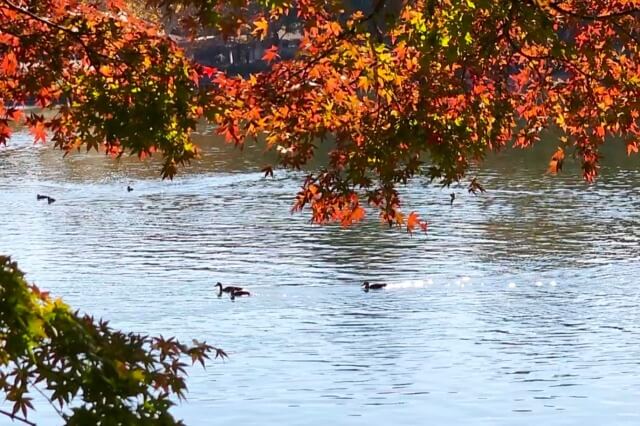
[37,194,55,203]
[362,281,387,292]
[230,290,251,300]
[127,185,134,192]
[450,193,455,206]
[215,282,244,297]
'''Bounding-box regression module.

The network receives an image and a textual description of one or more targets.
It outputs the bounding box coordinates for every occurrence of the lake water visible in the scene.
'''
[1,131,640,425]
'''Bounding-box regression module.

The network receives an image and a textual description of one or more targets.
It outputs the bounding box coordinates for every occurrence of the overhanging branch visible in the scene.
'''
[1,0,80,35]
[548,1,640,22]
[0,409,36,426]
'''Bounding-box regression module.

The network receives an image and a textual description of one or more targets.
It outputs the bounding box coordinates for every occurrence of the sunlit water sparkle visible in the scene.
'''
[1,132,640,425]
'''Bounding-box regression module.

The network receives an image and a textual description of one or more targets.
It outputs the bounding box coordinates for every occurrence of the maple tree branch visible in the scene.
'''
[504,4,552,62]
[281,2,393,87]
[548,2,640,21]
[365,0,388,21]
[509,0,616,85]
[611,20,640,45]
[31,381,65,420]
[0,0,78,35]
[505,34,551,62]
[0,409,36,426]
[0,0,111,64]
[370,41,383,134]
[365,0,387,41]
[261,0,393,94]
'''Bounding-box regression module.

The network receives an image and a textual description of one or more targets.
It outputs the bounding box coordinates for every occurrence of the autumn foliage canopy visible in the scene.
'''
[1,0,639,230]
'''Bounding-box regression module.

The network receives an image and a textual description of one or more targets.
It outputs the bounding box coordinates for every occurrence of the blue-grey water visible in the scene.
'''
[1,131,640,425]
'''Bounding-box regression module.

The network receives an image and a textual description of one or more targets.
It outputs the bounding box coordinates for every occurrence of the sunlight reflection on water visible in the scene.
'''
[1,132,640,425]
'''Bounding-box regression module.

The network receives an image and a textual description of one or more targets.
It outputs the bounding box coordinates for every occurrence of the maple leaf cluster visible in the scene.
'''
[0,255,225,425]
[209,0,639,227]
[0,0,205,178]
[1,0,639,229]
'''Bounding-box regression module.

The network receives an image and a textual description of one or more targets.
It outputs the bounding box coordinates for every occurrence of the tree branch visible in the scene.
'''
[0,0,79,35]
[611,20,640,45]
[0,409,36,426]
[31,381,65,420]
[365,0,388,21]
[548,1,640,22]
[0,0,111,64]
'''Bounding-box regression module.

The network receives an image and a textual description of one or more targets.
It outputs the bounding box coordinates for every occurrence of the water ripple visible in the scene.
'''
[2,132,640,425]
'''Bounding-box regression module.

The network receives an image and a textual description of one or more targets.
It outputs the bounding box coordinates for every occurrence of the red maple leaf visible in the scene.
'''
[30,120,47,143]
[0,121,11,145]
[262,46,280,63]
[1,51,18,76]
[407,211,426,235]
[547,147,565,175]
[201,66,217,79]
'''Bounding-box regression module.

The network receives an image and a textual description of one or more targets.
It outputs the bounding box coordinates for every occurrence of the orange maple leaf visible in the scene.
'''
[547,147,565,175]
[328,21,342,36]
[407,211,423,235]
[262,46,280,63]
[200,66,217,79]
[30,120,47,143]
[0,51,18,76]
[0,122,11,145]
[252,18,269,40]
[351,206,365,222]
[9,108,24,122]
[98,65,113,77]
[340,206,365,227]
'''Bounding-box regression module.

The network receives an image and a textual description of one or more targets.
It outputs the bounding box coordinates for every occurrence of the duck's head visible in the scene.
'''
[361,281,370,289]
[215,282,223,288]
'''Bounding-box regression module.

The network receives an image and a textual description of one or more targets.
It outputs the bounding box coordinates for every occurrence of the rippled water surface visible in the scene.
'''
[2,132,640,425]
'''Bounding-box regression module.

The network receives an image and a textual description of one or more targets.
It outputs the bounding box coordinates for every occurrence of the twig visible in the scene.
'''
[1,0,80,35]
[1,0,111,64]
[0,409,36,426]
[365,0,388,21]
[32,382,65,419]
[548,2,640,22]
[611,20,640,45]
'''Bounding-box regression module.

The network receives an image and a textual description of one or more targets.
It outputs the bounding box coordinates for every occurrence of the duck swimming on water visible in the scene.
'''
[215,282,244,297]
[362,281,387,292]
[37,194,55,204]
[230,290,251,300]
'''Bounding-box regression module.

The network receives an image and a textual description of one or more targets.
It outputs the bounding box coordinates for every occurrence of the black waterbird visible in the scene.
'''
[230,290,251,300]
[37,194,55,203]
[362,281,387,292]
[215,282,244,297]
